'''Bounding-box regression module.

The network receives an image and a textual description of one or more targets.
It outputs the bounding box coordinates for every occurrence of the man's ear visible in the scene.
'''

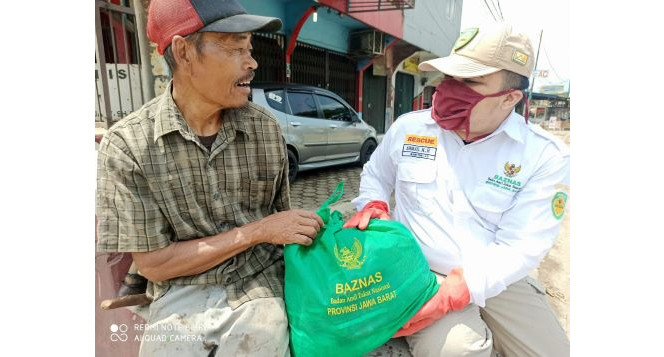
[501,90,524,110]
[171,35,194,75]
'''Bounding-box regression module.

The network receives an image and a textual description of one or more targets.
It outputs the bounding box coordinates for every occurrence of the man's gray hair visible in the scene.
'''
[162,32,205,73]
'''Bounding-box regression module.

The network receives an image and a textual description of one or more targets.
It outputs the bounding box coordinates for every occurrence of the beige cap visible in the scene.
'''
[419,23,534,78]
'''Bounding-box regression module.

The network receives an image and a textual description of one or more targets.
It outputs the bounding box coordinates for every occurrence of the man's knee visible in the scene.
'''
[406,305,493,357]
[440,322,492,356]
[221,298,289,356]
[481,277,569,357]
[142,288,289,357]
[241,297,288,331]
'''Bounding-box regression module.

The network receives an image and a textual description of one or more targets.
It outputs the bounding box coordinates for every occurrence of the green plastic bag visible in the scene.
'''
[284,181,439,357]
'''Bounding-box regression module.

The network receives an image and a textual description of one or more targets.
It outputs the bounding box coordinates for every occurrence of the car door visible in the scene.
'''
[285,90,328,164]
[315,93,365,160]
[259,88,290,134]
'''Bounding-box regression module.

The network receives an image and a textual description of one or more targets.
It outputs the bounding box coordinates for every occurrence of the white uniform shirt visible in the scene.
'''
[353,109,570,306]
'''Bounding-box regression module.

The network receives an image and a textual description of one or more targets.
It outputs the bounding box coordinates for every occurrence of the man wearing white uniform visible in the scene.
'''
[344,23,570,356]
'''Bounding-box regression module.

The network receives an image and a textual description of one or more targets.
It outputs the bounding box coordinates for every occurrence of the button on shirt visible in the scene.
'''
[353,109,570,306]
[96,81,290,308]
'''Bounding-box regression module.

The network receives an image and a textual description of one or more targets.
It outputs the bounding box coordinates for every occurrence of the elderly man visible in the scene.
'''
[95,0,323,355]
[345,23,570,356]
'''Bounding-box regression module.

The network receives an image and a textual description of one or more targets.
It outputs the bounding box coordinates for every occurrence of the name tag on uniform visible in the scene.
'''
[402,134,437,160]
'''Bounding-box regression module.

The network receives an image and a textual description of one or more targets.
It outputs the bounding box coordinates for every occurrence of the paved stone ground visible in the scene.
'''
[288,129,571,354]
[289,163,363,212]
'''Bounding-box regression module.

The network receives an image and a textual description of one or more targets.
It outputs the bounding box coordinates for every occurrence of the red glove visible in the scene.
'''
[393,268,471,338]
[342,200,390,230]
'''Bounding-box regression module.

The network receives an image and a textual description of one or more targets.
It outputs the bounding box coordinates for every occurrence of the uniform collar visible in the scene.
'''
[423,109,527,144]
[489,110,527,144]
[153,80,251,143]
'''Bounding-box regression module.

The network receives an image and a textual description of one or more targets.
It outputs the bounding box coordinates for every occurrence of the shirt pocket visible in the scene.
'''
[241,175,279,212]
[469,186,517,229]
[396,161,439,215]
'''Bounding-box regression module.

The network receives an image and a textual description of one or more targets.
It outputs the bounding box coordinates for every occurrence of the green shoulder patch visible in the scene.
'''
[453,28,479,52]
[551,192,568,220]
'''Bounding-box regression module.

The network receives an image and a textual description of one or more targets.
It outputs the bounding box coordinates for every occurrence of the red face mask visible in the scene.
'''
[431,79,526,141]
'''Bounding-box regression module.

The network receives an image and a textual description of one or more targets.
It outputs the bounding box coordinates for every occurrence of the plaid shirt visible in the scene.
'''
[96,81,290,308]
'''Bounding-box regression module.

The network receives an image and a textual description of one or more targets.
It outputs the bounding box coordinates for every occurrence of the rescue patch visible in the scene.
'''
[402,134,437,160]
[512,50,529,66]
[551,192,567,220]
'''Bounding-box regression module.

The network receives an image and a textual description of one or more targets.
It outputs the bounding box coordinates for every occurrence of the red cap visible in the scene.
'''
[147,0,282,55]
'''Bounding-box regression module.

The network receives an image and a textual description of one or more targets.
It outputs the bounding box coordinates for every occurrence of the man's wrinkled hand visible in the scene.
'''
[393,268,470,338]
[251,209,324,246]
[342,200,390,230]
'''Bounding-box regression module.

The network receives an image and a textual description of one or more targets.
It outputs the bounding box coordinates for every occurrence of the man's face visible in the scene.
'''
[448,71,511,139]
[188,32,257,109]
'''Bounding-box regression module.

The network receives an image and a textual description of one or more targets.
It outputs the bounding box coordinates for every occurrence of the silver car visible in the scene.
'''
[250,83,378,182]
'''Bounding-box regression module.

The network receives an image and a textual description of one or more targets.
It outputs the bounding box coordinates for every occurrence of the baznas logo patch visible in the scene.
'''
[453,28,479,51]
[334,238,365,270]
[504,162,521,177]
[551,192,568,220]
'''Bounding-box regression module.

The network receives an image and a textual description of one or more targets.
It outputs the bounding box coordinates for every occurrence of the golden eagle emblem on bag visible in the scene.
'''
[504,162,521,177]
[334,238,365,270]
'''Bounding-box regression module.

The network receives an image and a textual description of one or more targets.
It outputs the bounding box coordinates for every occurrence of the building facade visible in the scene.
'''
[95,0,463,134]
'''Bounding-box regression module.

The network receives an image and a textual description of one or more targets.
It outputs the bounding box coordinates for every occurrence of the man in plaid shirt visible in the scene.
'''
[95,1,322,355]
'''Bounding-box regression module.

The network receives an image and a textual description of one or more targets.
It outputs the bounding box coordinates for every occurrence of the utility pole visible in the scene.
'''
[526,29,543,116]
[133,0,155,102]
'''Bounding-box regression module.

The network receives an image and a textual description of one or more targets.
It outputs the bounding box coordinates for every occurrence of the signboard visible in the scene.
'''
[373,56,387,76]
[402,55,420,74]
[540,85,566,95]
[95,63,144,122]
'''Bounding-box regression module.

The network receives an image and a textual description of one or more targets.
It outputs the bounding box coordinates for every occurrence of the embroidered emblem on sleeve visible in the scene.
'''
[552,192,568,220]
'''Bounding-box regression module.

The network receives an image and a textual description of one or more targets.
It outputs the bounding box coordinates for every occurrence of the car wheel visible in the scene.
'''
[287,148,298,183]
[359,139,377,166]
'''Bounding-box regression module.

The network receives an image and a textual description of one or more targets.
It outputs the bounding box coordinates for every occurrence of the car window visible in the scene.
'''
[316,95,352,121]
[264,89,288,114]
[287,92,319,118]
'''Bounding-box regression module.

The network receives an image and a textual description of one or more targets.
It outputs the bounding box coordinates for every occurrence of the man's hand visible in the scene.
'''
[342,200,390,230]
[393,268,470,338]
[132,209,323,282]
[245,209,324,246]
